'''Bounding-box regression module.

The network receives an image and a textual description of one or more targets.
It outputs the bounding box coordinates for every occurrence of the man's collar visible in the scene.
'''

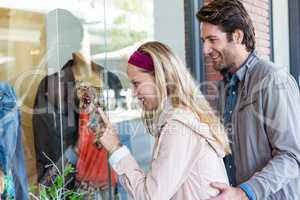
[235,50,259,81]
[221,50,259,83]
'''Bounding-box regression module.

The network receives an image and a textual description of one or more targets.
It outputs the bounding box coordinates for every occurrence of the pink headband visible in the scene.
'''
[128,51,154,71]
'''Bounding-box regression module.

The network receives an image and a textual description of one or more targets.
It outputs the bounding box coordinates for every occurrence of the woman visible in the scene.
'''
[98,41,230,199]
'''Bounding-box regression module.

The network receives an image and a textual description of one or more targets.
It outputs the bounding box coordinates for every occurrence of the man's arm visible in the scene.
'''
[243,70,300,199]
[209,70,300,200]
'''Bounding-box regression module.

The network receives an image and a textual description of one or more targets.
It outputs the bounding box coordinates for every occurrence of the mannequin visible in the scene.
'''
[72,52,102,88]
[71,30,102,88]
[32,9,122,199]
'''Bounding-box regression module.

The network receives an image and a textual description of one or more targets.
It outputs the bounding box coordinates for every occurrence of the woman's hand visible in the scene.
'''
[98,108,122,154]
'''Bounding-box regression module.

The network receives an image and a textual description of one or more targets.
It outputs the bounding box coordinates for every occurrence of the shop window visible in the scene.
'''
[0,0,185,199]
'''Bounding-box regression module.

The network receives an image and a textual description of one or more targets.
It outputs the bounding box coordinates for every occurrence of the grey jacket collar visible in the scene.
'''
[236,50,260,98]
[235,50,259,81]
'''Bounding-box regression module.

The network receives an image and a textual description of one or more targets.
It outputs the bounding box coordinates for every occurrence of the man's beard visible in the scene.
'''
[205,48,235,72]
[217,64,226,70]
[205,56,221,71]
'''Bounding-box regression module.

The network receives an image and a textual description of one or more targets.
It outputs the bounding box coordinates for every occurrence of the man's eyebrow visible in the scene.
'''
[201,35,218,42]
[204,35,218,39]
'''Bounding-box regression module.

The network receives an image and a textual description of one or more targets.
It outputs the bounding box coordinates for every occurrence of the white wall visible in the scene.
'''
[272,0,290,71]
[154,0,186,63]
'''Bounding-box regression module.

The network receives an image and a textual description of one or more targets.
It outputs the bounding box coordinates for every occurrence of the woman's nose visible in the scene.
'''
[132,87,138,97]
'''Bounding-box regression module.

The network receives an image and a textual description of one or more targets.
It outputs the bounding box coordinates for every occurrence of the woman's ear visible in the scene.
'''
[233,29,244,44]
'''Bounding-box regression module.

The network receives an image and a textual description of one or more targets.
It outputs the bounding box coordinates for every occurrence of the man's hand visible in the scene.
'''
[208,182,249,200]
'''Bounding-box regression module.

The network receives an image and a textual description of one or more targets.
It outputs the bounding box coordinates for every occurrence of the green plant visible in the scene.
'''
[29,164,83,200]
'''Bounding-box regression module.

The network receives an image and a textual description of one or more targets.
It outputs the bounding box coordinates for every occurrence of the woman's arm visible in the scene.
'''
[110,120,203,200]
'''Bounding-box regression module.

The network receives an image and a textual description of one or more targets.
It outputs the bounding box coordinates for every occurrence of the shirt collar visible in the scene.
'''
[221,50,259,83]
[235,50,259,81]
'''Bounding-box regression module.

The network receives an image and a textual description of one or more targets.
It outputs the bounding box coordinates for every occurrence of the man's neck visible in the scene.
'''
[228,50,251,74]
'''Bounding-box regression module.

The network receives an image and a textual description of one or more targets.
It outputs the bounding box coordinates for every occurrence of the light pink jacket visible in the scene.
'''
[111,107,229,200]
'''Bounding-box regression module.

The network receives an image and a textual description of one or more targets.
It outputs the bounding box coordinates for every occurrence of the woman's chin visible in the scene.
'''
[139,99,158,111]
[142,103,156,111]
[142,105,152,111]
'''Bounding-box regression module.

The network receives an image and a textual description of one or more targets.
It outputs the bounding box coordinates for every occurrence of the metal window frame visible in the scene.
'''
[288,0,300,87]
[269,0,274,62]
[184,0,205,84]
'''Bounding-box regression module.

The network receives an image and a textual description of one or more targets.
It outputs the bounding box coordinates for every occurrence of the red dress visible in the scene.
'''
[76,112,117,188]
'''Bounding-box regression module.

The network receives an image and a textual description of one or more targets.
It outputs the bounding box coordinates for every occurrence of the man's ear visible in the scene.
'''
[233,29,244,44]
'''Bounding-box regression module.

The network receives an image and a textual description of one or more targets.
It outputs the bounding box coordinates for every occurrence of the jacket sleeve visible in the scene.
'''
[111,119,204,200]
[11,111,29,199]
[243,71,300,199]
[0,84,19,174]
[0,83,29,199]
[32,77,49,180]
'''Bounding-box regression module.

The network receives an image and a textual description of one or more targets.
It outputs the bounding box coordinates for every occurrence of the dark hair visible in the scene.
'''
[196,0,255,52]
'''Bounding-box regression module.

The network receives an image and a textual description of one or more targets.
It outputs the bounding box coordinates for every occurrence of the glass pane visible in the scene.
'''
[32,4,112,200]
[101,0,186,198]
[101,0,154,199]
[0,0,186,199]
[0,6,45,199]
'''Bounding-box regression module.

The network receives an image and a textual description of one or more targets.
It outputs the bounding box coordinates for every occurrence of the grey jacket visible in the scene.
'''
[219,58,300,199]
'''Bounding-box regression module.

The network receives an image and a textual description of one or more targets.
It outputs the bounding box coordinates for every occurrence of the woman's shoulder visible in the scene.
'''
[157,106,227,158]
[166,107,198,122]
[159,107,210,134]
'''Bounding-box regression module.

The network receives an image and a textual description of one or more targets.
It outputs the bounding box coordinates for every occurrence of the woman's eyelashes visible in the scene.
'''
[131,80,140,89]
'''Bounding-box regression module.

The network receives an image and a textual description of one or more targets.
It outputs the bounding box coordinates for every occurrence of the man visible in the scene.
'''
[197,0,300,199]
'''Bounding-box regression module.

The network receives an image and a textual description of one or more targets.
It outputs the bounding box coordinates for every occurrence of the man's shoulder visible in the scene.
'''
[252,59,280,76]
[249,59,297,90]
[249,59,289,82]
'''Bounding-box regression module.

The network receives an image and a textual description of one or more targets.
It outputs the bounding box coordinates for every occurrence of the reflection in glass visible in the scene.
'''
[99,1,154,199]
[0,0,155,199]
[32,8,123,199]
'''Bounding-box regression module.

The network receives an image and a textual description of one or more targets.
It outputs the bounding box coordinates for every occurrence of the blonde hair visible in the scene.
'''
[136,41,230,154]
